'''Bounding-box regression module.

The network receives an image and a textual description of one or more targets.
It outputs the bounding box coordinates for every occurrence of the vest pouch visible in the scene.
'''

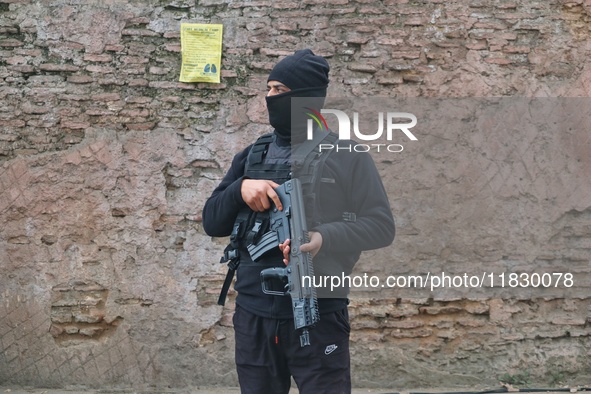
[247,230,281,262]
[245,211,279,262]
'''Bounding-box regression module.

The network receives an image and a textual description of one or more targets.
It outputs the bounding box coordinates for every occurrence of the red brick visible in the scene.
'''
[377,37,405,46]
[61,120,90,129]
[0,27,19,34]
[39,63,79,72]
[201,0,234,4]
[161,96,182,103]
[122,56,149,64]
[496,12,546,20]
[260,48,293,57]
[402,74,424,82]
[514,21,547,31]
[391,50,421,59]
[303,0,349,3]
[164,44,181,52]
[126,96,153,104]
[377,76,404,85]
[46,40,84,51]
[21,103,50,114]
[496,2,517,9]
[86,65,115,74]
[149,67,170,75]
[434,41,463,48]
[60,94,88,101]
[148,81,176,89]
[83,54,112,62]
[126,122,156,131]
[14,49,42,56]
[349,63,379,73]
[503,45,530,54]
[127,17,150,25]
[389,328,433,338]
[6,65,33,74]
[229,1,272,6]
[314,7,356,15]
[404,17,426,26]
[274,21,298,31]
[68,75,94,84]
[128,79,149,87]
[91,93,121,102]
[196,83,227,90]
[485,56,512,65]
[396,6,424,15]
[59,107,82,117]
[272,2,303,8]
[473,21,509,29]
[359,6,385,14]
[120,109,150,117]
[98,78,126,86]
[465,41,488,50]
[298,18,330,30]
[0,38,24,47]
[222,70,238,78]
[121,29,159,37]
[85,109,113,116]
[5,56,27,65]
[3,119,26,128]
[104,44,125,52]
[347,36,371,45]
[250,61,275,70]
[354,25,381,34]
[122,65,146,75]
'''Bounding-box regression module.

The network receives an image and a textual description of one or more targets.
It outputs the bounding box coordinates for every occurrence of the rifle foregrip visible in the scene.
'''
[260,267,288,296]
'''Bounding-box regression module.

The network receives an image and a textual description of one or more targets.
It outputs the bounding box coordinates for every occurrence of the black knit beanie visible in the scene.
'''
[267,49,330,90]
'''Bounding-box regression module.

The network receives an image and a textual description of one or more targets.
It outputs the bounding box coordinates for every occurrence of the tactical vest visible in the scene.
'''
[217,131,339,305]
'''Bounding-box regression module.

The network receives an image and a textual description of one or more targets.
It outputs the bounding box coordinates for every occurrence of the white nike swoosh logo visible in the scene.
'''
[325,345,338,355]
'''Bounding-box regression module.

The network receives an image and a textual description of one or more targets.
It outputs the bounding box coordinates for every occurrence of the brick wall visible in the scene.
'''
[1,0,591,390]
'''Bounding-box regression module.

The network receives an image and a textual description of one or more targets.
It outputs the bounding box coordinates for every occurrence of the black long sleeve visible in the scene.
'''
[201,145,252,237]
[314,146,395,254]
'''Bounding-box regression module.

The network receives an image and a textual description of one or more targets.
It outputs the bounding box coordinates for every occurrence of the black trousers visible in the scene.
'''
[233,305,351,394]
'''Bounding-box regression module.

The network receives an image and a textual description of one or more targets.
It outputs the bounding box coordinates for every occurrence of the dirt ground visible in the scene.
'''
[0,386,581,394]
[0,388,397,394]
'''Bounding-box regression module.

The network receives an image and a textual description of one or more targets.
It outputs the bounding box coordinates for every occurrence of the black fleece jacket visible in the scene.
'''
[202,137,395,319]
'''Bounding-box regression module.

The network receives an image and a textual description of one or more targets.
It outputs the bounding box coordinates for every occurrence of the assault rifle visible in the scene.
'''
[253,178,320,347]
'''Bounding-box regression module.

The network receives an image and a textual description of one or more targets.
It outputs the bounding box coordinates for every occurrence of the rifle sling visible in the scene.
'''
[217,263,236,306]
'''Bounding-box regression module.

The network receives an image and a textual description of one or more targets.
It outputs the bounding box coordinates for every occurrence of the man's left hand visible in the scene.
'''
[278,231,323,266]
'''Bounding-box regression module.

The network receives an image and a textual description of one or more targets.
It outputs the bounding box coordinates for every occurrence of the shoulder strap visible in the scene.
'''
[293,131,337,183]
[291,129,330,167]
[295,131,339,227]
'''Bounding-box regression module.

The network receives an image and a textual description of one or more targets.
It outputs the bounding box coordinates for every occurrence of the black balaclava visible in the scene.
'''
[265,49,330,143]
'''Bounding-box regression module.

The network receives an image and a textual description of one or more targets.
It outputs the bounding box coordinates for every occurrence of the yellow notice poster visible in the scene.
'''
[179,23,223,83]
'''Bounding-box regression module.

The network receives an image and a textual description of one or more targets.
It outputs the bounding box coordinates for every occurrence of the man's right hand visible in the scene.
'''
[240,179,282,212]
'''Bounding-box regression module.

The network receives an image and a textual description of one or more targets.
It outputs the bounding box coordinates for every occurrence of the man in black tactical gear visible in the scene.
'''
[202,49,395,394]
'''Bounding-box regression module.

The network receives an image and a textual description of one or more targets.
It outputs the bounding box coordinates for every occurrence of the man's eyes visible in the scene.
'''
[268,86,286,91]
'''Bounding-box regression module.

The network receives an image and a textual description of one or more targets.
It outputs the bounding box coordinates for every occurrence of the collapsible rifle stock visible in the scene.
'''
[255,179,320,347]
